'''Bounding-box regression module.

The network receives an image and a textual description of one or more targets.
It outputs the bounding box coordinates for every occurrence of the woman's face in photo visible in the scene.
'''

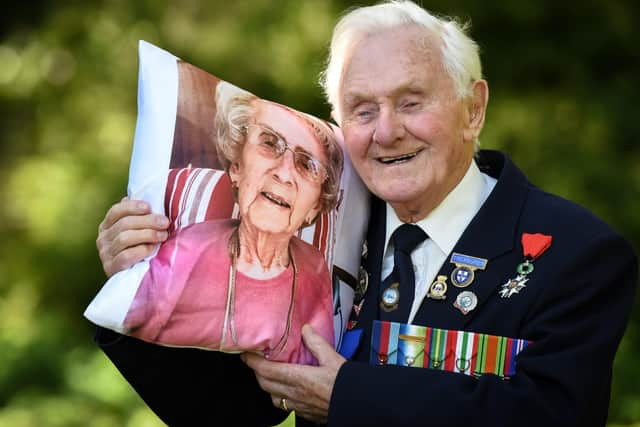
[230,101,327,237]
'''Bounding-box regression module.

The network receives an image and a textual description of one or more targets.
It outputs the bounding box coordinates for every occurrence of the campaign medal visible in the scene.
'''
[398,333,426,367]
[380,283,400,312]
[499,233,552,298]
[454,291,478,315]
[427,275,448,300]
[450,252,488,288]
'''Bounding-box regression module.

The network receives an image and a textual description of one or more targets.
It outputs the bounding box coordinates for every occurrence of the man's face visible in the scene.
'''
[230,101,325,237]
[338,25,483,222]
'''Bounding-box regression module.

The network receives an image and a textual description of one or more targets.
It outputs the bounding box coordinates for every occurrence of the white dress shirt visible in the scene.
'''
[381,160,497,323]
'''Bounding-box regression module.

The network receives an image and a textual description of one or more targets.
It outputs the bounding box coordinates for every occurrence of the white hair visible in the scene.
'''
[319,0,483,116]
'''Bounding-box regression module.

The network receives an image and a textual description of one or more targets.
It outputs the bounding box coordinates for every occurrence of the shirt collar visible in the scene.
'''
[384,159,495,256]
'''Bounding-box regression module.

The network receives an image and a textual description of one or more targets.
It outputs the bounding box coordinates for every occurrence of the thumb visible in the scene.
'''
[302,324,344,366]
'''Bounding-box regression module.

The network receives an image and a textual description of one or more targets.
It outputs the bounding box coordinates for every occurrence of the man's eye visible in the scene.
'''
[401,101,421,110]
[353,108,375,122]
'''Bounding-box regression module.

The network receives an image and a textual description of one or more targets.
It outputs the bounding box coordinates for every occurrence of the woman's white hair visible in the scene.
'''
[319,0,483,118]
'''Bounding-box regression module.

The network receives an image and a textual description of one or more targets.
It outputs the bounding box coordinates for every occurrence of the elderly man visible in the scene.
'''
[95,1,637,426]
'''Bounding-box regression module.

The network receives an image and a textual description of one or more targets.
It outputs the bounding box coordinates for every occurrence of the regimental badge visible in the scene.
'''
[449,252,488,288]
[380,283,400,312]
[427,275,448,300]
[453,291,478,315]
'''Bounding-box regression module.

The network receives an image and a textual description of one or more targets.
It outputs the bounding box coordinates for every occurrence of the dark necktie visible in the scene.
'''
[379,223,427,322]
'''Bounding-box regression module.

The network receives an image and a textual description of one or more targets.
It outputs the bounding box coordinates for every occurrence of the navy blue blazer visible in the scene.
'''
[95,150,636,427]
[328,150,637,426]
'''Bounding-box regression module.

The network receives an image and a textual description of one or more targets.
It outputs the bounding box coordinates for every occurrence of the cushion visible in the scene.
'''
[84,41,369,362]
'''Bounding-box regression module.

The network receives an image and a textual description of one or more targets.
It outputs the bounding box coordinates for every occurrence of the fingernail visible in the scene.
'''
[137,202,148,210]
[156,216,169,226]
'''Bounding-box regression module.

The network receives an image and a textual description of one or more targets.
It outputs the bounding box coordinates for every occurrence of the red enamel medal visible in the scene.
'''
[499,233,552,298]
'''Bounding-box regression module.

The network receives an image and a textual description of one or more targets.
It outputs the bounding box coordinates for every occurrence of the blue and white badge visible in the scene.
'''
[380,283,400,312]
[450,252,488,288]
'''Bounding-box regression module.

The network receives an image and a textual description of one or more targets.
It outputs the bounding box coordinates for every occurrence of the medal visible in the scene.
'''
[499,276,529,298]
[380,282,400,312]
[499,233,552,298]
[398,333,426,367]
[454,291,478,315]
[427,275,448,300]
[450,252,488,288]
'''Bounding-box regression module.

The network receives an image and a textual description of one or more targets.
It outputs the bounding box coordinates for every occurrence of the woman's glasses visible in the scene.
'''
[244,124,328,184]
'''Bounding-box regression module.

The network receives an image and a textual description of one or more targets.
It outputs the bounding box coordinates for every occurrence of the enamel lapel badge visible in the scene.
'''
[454,291,478,315]
[380,283,400,312]
[427,275,448,300]
[450,252,488,288]
[499,233,552,298]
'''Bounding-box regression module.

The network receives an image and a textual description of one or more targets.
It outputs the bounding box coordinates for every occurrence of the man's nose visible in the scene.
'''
[372,108,405,146]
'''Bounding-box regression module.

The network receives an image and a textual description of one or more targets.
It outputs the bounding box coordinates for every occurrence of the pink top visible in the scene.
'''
[123,219,334,365]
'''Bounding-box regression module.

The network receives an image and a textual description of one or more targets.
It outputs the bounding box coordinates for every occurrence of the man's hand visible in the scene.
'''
[242,325,346,424]
[96,197,169,277]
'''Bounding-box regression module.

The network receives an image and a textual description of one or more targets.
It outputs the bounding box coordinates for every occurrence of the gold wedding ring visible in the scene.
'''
[280,397,289,412]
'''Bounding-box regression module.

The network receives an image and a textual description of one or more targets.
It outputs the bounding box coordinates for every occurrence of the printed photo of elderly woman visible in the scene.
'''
[122,81,344,365]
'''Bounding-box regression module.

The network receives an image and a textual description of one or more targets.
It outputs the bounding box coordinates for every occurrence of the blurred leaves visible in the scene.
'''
[0,0,638,425]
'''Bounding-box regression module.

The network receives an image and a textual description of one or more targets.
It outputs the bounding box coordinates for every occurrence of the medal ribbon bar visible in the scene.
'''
[370,320,532,379]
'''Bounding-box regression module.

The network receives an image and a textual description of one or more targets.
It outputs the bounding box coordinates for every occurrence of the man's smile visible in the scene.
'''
[376,149,423,164]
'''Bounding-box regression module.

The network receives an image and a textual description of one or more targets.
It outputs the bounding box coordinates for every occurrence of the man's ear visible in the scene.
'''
[463,80,489,144]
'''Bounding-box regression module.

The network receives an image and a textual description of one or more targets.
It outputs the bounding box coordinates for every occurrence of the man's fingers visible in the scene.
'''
[301,325,343,367]
[100,199,152,231]
[107,228,168,258]
[114,243,159,269]
[269,394,326,423]
[96,198,171,277]
[243,353,300,385]
[242,352,333,424]
[103,243,159,277]
[103,214,169,244]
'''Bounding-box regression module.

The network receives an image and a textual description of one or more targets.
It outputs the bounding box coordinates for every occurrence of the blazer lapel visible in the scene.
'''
[412,151,530,330]
[353,195,386,361]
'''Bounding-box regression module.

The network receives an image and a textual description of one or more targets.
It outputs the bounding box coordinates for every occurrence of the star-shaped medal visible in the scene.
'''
[499,276,529,298]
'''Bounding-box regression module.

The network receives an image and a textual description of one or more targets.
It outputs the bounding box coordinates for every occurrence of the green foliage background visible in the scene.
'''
[0,1,638,425]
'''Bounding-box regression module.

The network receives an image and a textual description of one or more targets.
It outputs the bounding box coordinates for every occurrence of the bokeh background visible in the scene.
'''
[1,0,638,426]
